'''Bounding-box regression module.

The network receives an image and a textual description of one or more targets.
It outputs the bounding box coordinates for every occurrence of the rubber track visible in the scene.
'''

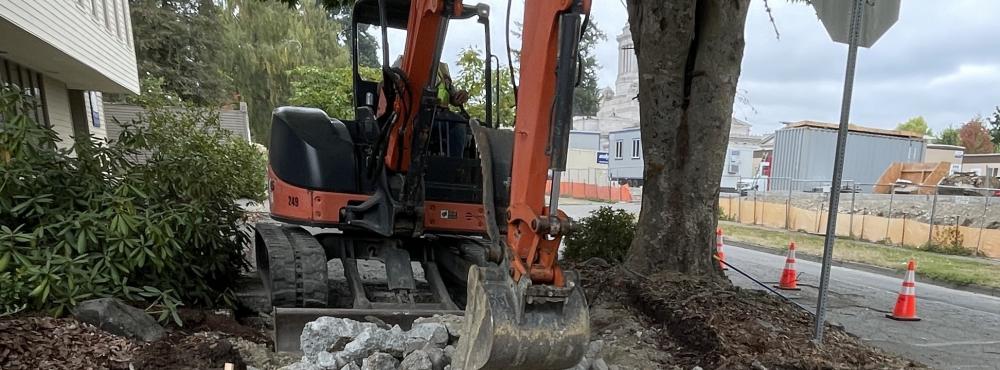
[255,223,328,307]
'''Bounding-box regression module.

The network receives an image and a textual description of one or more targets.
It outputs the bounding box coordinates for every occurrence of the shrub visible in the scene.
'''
[563,206,636,264]
[0,83,264,322]
[923,225,973,256]
[718,207,735,222]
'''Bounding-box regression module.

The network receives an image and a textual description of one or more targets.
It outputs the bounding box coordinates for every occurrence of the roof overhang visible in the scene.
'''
[0,18,138,94]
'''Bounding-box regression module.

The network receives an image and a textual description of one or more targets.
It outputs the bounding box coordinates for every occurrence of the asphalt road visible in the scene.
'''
[561,203,1000,370]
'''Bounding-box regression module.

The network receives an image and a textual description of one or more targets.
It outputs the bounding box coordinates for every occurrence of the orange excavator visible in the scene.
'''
[254,0,591,367]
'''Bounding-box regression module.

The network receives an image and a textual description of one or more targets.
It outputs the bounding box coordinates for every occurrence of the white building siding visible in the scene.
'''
[0,0,138,93]
[43,75,74,149]
[104,104,253,144]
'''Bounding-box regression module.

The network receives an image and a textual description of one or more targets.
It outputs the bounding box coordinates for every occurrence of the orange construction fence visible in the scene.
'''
[545,179,633,203]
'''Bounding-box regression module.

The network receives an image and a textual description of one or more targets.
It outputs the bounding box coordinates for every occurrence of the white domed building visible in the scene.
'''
[572,24,763,191]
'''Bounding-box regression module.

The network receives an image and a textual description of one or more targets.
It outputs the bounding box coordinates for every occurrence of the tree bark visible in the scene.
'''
[623,0,749,277]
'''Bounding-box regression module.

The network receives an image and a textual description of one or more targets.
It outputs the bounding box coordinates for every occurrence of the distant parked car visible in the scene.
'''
[736,181,759,196]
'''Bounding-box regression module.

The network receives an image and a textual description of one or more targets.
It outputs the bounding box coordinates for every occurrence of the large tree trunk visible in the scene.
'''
[623,0,750,277]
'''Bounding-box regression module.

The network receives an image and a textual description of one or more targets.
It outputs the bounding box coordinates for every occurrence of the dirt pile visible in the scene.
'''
[575,259,925,369]
[131,332,246,370]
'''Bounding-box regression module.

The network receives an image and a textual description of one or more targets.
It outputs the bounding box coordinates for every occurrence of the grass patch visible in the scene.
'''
[720,222,1000,289]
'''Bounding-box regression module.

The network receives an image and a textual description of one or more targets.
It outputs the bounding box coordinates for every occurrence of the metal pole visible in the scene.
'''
[849,181,857,238]
[814,0,864,344]
[786,178,793,230]
[886,186,896,242]
[927,186,939,244]
[900,213,907,247]
[738,177,743,223]
[817,190,824,234]
[977,194,990,256]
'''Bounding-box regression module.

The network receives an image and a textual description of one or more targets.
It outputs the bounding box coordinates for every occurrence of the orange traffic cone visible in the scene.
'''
[774,241,800,290]
[886,259,921,321]
[716,228,728,270]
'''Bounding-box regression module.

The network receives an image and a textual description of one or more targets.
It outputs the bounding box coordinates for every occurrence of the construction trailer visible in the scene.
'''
[770,121,926,191]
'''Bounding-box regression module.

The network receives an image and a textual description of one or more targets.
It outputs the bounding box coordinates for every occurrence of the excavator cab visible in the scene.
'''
[255,0,591,368]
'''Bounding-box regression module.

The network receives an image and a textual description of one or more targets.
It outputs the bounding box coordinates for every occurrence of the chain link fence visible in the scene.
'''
[552,168,634,202]
[719,176,1000,258]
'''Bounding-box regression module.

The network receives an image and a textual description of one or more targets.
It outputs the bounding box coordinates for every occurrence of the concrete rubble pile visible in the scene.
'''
[278,315,609,370]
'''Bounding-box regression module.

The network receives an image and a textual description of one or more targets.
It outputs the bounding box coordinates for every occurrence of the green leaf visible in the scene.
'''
[75,232,87,254]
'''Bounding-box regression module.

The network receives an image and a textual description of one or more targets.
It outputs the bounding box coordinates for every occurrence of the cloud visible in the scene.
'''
[385,0,1000,137]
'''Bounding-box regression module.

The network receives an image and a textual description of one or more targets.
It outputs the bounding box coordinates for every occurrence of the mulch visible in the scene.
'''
[0,316,136,370]
[0,310,261,370]
[574,259,926,369]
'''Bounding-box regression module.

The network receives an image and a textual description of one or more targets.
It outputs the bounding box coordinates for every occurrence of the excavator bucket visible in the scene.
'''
[453,265,589,370]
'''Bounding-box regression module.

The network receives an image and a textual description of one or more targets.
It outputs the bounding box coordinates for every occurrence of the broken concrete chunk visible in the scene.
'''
[278,362,322,370]
[360,352,398,370]
[336,326,407,365]
[71,298,165,342]
[316,351,338,369]
[412,315,464,339]
[300,317,379,361]
[407,322,449,348]
[424,347,448,370]
[399,349,434,370]
[339,363,361,370]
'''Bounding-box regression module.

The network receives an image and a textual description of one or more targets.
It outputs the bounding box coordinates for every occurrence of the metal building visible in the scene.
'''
[771,121,926,191]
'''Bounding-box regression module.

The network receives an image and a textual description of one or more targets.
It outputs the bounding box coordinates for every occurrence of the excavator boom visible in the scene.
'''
[255,0,593,367]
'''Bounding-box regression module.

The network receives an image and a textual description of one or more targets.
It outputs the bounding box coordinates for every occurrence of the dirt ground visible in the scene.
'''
[573,258,925,370]
[2,260,925,370]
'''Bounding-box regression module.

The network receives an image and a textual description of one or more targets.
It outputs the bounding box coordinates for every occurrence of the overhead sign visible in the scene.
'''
[813,0,900,48]
[596,151,609,164]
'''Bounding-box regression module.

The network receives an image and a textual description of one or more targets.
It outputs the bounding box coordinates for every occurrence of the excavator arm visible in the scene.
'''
[454,1,593,369]
[362,0,593,367]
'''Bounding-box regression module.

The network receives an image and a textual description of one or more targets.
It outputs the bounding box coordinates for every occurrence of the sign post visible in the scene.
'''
[811,0,899,344]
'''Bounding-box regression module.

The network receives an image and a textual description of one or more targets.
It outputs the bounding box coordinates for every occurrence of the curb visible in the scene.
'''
[723,239,1000,299]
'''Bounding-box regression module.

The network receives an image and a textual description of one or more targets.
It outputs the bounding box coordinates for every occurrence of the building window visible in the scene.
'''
[88,92,101,128]
[631,138,640,159]
[614,140,623,159]
[0,57,49,127]
[991,167,999,178]
[728,149,740,174]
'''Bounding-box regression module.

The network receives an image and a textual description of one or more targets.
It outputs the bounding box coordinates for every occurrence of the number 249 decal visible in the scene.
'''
[288,196,300,207]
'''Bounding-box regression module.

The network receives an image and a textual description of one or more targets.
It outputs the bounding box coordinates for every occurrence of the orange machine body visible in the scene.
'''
[270,0,591,290]
[268,167,485,234]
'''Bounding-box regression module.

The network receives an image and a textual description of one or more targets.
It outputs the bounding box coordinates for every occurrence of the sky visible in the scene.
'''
[387,0,1000,136]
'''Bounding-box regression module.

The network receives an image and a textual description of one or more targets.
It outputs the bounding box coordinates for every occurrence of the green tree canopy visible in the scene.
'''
[896,116,932,137]
[935,126,961,146]
[287,66,380,120]
[219,0,349,145]
[573,21,607,117]
[959,117,994,154]
[128,0,227,105]
[454,47,517,126]
[988,107,1000,152]
[328,6,380,68]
